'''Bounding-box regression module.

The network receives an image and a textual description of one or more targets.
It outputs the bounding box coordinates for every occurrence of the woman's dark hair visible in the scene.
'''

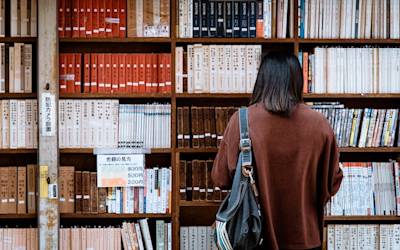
[250,52,303,116]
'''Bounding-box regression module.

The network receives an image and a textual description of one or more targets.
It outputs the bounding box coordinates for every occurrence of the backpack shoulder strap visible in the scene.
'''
[238,108,252,167]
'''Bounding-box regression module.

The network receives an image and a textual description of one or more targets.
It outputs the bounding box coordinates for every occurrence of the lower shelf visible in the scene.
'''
[324,216,400,222]
[60,213,172,219]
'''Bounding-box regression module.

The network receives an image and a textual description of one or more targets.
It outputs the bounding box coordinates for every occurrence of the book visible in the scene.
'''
[7,43,33,93]
[181,226,218,250]
[11,0,37,37]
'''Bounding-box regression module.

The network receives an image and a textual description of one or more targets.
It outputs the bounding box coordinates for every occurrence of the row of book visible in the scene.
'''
[178,0,294,38]
[59,53,172,94]
[175,45,262,94]
[0,43,33,93]
[0,228,38,250]
[61,219,171,250]
[325,161,400,216]
[0,165,37,214]
[60,166,172,214]
[119,104,171,149]
[180,159,228,202]
[177,106,237,148]
[326,224,400,250]
[310,103,399,147]
[180,226,217,250]
[0,100,38,149]
[300,48,400,94]
[299,0,400,39]
[10,0,37,37]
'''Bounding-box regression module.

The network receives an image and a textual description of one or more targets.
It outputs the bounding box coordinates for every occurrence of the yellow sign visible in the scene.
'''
[39,165,49,198]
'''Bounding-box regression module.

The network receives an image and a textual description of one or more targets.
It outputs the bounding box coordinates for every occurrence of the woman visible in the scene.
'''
[212,52,343,250]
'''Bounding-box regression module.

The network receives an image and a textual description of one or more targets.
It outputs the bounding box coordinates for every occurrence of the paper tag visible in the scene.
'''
[48,184,58,199]
[41,93,56,136]
[39,166,49,198]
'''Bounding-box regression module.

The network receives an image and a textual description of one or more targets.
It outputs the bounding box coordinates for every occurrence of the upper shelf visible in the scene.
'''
[60,93,171,99]
[59,37,171,43]
[176,93,400,99]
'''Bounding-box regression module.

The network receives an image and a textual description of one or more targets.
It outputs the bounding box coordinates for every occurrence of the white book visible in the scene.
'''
[112,100,119,148]
[231,45,240,93]
[167,223,172,250]
[209,45,218,93]
[72,100,82,148]
[203,45,210,93]
[14,43,23,93]
[9,100,18,148]
[135,223,145,250]
[23,44,32,93]
[198,226,207,250]
[10,0,18,36]
[139,219,154,250]
[393,224,400,249]
[9,47,14,93]
[32,100,37,148]
[80,100,89,147]
[0,43,4,92]
[223,45,232,92]
[25,100,33,148]
[20,0,28,36]
[264,0,272,38]
[1,100,9,148]
[30,0,37,36]
[65,100,74,148]
[0,0,4,36]
[187,45,194,93]
[180,227,189,250]
[58,100,66,149]
[175,47,184,93]
[188,227,198,250]
[216,45,226,93]
[179,0,186,37]
[156,220,165,250]
[193,44,204,93]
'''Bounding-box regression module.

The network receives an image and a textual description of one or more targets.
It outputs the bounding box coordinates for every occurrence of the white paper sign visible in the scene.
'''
[97,154,145,187]
[41,93,56,136]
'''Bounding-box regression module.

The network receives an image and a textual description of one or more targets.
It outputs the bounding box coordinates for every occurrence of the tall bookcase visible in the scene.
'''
[0,0,400,249]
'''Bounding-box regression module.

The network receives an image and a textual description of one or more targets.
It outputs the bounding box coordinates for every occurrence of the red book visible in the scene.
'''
[83,54,91,93]
[145,55,152,93]
[165,54,172,93]
[105,0,112,37]
[85,0,93,37]
[74,53,82,93]
[97,53,105,93]
[72,0,79,37]
[64,0,72,37]
[98,0,106,37]
[58,0,65,37]
[151,54,158,93]
[79,0,86,37]
[59,54,67,93]
[90,54,98,93]
[302,52,309,93]
[125,54,132,93]
[118,0,126,38]
[92,0,99,37]
[112,0,119,37]
[111,54,119,93]
[132,54,139,93]
[105,54,112,93]
[67,54,75,93]
[157,54,165,93]
[118,54,126,93]
[138,54,146,93]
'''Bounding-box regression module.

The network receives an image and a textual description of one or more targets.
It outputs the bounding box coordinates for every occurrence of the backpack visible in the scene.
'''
[214,108,263,250]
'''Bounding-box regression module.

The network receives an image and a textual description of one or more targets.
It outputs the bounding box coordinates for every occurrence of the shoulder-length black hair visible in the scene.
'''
[250,52,303,116]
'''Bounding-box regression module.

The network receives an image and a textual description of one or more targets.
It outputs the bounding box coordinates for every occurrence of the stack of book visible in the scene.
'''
[327,224,400,249]
[0,165,37,214]
[118,103,171,149]
[309,103,399,147]
[59,53,172,94]
[3,43,33,93]
[0,100,38,149]
[60,166,172,214]
[178,0,294,38]
[0,228,38,249]
[325,161,400,216]
[60,219,172,249]
[177,106,238,148]
[10,0,37,37]
[299,0,400,39]
[180,226,217,250]
[180,159,228,202]
[176,45,261,93]
[299,48,400,93]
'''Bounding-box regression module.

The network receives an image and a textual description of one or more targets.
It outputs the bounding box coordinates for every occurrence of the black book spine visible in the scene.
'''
[209,1,217,37]
[249,1,257,38]
[225,1,233,37]
[193,0,201,37]
[216,1,225,37]
[240,1,249,37]
[201,0,209,37]
[233,1,241,38]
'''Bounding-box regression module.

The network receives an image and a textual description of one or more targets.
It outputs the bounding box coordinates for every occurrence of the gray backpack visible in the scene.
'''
[214,108,263,250]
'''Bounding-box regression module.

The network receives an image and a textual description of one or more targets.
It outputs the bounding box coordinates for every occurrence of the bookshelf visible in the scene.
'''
[0,0,397,249]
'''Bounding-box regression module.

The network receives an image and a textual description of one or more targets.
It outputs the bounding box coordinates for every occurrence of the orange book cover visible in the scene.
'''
[256,0,264,38]
[74,53,82,94]
[151,54,158,93]
[118,54,126,93]
[138,54,146,93]
[157,54,165,93]
[111,54,119,93]
[92,0,99,37]
[98,0,106,37]
[144,54,152,93]
[132,54,139,93]
[83,53,91,93]
[302,52,308,93]
[111,0,119,37]
[97,53,105,93]
[105,0,113,37]
[72,0,80,37]
[67,54,75,93]
[59,54,67,93]
[125,54,133,93]
[119,0,126,38]
[58,0,65,37]
[164,54,172,93]
[65,0,72,37]
[105,53,112,93]
[85,0,93,37]
[79,0,86,37]
[90,53,98,93]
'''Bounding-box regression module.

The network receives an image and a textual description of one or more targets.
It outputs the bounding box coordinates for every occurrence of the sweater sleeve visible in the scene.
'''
[211,112,240,188]
[320,129,343,205]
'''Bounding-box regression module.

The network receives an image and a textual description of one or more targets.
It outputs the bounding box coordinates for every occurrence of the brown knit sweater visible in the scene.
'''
[212,103,343,250]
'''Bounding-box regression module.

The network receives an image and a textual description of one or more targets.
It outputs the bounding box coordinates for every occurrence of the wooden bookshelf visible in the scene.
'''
[324,216,400,222]
[176,93,400,99]
[0,93,37,99]
[0,37,37,43]
[59,93,171,99]
[0,149,37,154]
[60,213,172,219]
[0,214,37,219]
[59,37,172,43]
[59,148,172,154]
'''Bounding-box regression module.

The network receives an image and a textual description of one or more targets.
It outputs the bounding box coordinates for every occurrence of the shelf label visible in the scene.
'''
[40,93,56,137]
[97,154,145,188]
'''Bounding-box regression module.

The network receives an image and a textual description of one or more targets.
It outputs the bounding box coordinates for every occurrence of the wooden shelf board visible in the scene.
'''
[324,216,400,221]
[176,93,251,99]
[298,38,400,44]
[60,93,171,99]
[60,148,172,154]
[180,201,221,207]
[339,147,400,153]
[0,214,37,219]
[175,38,295,43]
[177,148,218,153]
[61,213,171,219]
[0,37,37,43]
[0,149,37,154]
[176,93,400,99]
[60,37,171,43]
[0,93,37,99]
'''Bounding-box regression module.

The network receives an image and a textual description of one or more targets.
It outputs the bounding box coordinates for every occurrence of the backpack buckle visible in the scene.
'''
[240,138,251,152]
